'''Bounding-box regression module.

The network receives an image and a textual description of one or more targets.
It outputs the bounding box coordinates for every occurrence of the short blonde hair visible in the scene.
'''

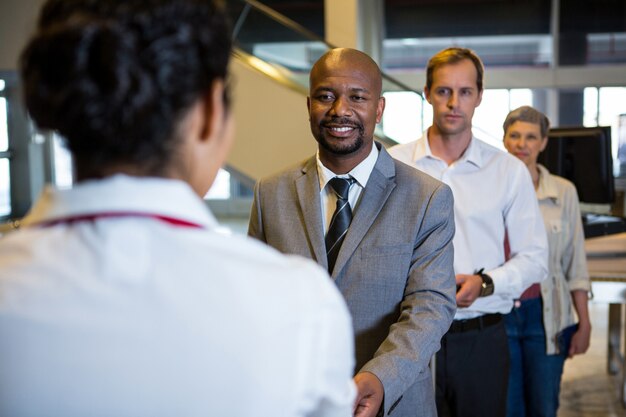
[426,47,484,91]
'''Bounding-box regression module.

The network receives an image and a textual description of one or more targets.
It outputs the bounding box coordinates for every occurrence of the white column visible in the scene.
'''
[359,0,385,64]
[324,0,385,64]
[548,0,560,126]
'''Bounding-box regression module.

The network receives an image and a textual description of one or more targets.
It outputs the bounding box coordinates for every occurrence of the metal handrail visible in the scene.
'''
[0,219,20,235]
[230,0,421,95]
[232,47,308,95]
[234,0,327,47]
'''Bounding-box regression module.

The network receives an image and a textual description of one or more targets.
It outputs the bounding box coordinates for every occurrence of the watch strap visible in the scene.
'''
[476,268,494,297]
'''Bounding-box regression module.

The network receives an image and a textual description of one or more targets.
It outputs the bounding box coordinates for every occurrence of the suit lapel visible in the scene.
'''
[332,146,397,277]
[295,157,328,268]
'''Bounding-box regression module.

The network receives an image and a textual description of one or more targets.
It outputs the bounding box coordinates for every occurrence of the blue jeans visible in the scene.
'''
[504,297,572,417]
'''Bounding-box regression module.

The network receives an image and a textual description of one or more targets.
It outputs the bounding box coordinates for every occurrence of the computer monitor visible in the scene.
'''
[538,126,614,204]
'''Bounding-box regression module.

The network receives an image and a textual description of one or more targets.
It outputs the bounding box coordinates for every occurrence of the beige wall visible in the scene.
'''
[0,0,44,71]
[228,59,315,182]
[324,0,358,49]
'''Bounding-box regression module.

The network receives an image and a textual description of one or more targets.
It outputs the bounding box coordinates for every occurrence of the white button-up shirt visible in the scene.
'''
[389,132,548,319]
[0,175,355,417]
[536,164,591,354]
[317,144,379,233]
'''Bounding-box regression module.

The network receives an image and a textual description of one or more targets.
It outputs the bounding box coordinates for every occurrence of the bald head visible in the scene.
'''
[307,48,386,174]
[310,48,383,97]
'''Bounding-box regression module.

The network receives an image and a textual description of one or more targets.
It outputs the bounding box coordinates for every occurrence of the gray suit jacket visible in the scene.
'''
[249,144,456,416]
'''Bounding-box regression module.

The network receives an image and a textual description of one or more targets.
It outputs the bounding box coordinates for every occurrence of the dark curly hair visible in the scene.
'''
[20,0,232,179]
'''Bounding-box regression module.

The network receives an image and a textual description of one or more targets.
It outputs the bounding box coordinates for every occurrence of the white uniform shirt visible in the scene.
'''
[389,132,548,319]
[536,164,591,354]
[0,175,355,417]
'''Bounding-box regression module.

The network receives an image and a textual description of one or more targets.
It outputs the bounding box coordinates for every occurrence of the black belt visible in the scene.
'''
[448,313,502,333]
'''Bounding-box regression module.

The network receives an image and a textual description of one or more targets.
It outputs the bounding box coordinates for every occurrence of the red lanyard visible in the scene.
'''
[37,212,204,229]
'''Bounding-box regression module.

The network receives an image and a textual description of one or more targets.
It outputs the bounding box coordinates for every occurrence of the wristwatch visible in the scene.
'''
[477,269,494,297]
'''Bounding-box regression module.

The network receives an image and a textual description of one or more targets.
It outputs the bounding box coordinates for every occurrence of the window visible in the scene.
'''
[584,86,626,176]
[0,83,10,217]
[0,159,9,217]
[52,134,74,189]
[204,169,231,200]
[473,89,533,150]
[382,88,534,149]
[51,134,239,200]
[381,91,424,144]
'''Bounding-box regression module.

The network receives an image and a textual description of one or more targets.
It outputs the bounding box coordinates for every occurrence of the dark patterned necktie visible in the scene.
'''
[325,177,356,273]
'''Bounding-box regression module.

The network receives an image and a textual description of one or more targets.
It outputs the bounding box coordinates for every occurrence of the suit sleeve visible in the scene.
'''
[248,181,266,243]
[360,183,457,415]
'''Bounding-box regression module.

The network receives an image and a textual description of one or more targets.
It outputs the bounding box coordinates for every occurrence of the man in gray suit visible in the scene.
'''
[248,48,456,417]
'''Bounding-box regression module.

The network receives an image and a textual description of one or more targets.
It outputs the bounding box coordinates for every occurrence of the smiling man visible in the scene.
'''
[389,47,548,417]
[249,48,457,417]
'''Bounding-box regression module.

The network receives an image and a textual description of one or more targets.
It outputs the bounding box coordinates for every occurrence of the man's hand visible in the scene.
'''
[455,273,482,308]
[353,372,383,417]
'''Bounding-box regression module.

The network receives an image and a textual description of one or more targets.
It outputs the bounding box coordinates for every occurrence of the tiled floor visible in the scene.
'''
[559,303,626,416]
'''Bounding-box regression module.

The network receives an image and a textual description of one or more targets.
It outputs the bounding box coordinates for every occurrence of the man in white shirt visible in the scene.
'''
[389,47,548,417]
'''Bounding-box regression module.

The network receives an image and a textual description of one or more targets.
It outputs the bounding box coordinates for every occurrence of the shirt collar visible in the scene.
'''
[461,136,483,167]
[316,142,379,190]
[536,164,560,201]
[415,128,483,168]
[412,130,432,162]
[22,174,219,230]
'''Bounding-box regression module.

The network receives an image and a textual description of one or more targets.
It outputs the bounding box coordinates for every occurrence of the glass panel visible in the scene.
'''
[583,87,599,127]
[385,88,535,148]
[422,99,433,137]
[230,0,417,145]
[382,91,423,144]
[0,158,10,216]
[588,33,626,65]
[582,86,626,176]
[52,134,73,189]
[205,169,231,200]
[509,89,533,110]
[618,114,626,177]
[560,0,626,66]
[251,41,326,74]
[598,87,626,128]
[472,89,534,150]
[383,35,553,71]
[598,87,626,175]
[473,89,510,150]
[0,97,7,151]
[227,0,324,44]
[233,3,325,80]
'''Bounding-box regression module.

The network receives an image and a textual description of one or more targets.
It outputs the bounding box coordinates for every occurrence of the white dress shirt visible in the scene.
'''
[389,132,548,319]
[317,144,379,233]
[535,164,591,354]
[0,175,355,417]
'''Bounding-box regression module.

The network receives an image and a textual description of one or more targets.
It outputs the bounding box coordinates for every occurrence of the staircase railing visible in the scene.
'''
[227,0,424,146]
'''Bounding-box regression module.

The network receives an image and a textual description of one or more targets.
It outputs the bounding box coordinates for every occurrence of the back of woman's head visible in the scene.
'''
[20,0,232,178]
